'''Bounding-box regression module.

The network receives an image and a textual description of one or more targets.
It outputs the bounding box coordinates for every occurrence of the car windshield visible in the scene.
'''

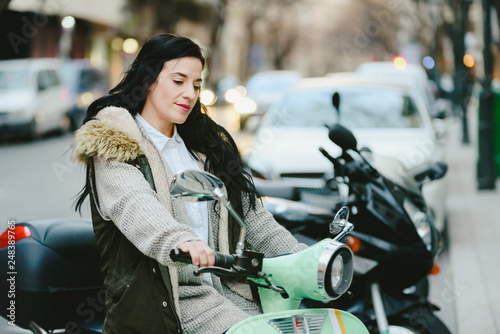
[60,65,103,92]
[0,69,29,90]
[265,86,422,129]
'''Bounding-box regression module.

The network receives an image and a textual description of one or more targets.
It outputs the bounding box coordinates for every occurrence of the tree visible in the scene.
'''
[328,0,399,72]
[125,0,228,87]
[233,0,301,79]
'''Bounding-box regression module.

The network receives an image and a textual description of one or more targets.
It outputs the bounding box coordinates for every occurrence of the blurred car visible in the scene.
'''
[237,70,301,130]
[354,60,451,119]
[61,59,109,131]
[245,73,448,231]
[0,58,71,140]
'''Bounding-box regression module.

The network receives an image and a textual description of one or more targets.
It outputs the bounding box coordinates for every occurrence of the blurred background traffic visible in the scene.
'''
[0,0,498,185]
[0,1,497,125]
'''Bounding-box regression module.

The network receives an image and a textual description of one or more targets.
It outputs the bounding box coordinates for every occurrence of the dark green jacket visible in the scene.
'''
[89,155,182,333]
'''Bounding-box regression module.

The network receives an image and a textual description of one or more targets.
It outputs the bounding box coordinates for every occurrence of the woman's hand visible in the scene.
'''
[177,240,215,268]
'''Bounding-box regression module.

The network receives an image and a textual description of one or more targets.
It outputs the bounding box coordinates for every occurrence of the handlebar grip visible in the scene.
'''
[170,247,193,264]
[214,252,236,268]
[170,247,236,269]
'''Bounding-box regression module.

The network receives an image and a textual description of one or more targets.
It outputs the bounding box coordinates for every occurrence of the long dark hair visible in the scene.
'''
[75,33,257,217]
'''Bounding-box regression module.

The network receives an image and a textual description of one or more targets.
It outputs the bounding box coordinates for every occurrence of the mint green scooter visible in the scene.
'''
[170,169,369,334]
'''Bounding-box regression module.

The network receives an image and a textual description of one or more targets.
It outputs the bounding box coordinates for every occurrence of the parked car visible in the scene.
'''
[0,58,71,140]
[60,59,109,131]
[354,61,452,119]
[237,70,301,130]
[245,73,448,231]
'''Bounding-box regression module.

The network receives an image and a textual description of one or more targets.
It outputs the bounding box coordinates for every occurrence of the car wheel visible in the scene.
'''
[27,119,40,141]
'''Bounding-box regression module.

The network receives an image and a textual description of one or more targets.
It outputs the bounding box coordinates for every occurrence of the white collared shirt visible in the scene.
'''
[135,115,213,285]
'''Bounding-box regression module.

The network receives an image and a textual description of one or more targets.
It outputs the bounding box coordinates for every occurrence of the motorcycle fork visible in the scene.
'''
[371,282,389,334]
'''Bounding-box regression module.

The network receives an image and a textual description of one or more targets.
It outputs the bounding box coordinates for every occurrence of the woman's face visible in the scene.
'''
[141,57,203,137]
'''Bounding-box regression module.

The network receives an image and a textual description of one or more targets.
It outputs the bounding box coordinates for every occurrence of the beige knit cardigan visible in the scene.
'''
[72,106,305,333]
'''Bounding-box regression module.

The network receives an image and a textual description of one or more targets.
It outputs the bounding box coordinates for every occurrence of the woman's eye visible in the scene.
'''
[174,80,183,85]
[194,86,201,91]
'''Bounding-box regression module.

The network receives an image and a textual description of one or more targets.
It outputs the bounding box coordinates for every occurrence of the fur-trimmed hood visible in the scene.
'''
[72,106,144,163]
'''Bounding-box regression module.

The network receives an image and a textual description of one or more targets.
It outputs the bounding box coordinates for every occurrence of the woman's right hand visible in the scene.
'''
[177,240,215,268]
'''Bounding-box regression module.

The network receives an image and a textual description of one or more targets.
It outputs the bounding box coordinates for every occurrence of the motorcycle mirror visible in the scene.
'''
[414,161,448,184]
[328,123,358,152]
[332,92,340,116]
[169,169,225,202]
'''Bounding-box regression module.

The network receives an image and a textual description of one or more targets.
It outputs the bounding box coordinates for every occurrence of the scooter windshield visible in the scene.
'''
[366,154,421,195]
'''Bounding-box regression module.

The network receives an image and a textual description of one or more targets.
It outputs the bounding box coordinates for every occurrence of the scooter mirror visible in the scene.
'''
[328,124,358,152]
[170,169,247,256]
[169,170,225,202]
[334,206,350,222]
[329,206,353,240]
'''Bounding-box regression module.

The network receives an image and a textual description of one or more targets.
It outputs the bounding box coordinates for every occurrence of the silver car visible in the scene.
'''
[245,73,448,231]
[0,58,70,140]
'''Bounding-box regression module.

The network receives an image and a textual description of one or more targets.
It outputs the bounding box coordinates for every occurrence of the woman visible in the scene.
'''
[72,33,305,333]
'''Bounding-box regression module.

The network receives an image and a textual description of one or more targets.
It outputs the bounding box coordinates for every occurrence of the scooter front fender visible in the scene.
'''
[226,308,368,334]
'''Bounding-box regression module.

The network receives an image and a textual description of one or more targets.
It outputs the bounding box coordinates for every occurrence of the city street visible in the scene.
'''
[1,0,499,332]
[0,133,91,231]
[1,104,499,333]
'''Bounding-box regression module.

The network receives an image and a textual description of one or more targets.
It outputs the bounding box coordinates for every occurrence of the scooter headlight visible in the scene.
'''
[329,255,345,290]
[319,241,353,300]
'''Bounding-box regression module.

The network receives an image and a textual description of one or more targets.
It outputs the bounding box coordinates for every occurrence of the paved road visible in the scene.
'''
[0,133,91,233]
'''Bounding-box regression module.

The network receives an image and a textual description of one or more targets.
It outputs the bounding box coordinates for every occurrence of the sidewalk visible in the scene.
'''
[431,106,500,334]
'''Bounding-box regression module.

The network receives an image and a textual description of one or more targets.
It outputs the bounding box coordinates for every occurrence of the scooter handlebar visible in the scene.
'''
[319,146,377,182]
[170,247,236,269]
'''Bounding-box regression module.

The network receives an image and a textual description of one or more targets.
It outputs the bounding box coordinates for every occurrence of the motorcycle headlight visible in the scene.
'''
[318,241,353,300]
[403,198,432,250]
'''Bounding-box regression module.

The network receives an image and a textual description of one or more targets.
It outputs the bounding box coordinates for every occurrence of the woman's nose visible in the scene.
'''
[183,85,198,100]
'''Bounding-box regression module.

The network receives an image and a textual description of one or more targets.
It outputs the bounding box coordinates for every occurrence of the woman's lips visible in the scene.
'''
[176,103,191,112]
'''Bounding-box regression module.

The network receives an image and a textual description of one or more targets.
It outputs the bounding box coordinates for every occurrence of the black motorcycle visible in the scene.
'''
[256,96,450,334]
[0,218,103,333]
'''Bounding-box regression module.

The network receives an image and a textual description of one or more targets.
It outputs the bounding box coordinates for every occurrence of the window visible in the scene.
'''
[266,86,423,129]
[0,69,29,89]
[38,70,60,91]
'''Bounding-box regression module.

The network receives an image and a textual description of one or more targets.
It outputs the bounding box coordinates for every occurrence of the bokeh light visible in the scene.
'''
[463,54,475,68]
[422,56,435,70]
[235,85,247,97]
[122,38,139,54]
[200,89,216,105]
[224,88,242,103]
[392,56,407,71]
[234,97,257,114]
[61,16,75,29]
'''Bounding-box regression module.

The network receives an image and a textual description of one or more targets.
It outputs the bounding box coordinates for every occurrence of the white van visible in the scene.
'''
[0,58,71,140]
